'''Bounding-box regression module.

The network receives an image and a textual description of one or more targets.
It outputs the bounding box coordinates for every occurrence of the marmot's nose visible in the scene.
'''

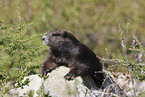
[42,36,45,41]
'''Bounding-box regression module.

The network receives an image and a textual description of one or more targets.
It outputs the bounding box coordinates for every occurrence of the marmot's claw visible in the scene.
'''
[41,72,46,77]
[41,69,50,77]
[64,73,74,81]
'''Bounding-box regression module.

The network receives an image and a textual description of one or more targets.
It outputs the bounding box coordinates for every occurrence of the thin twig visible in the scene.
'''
[117,20,136,97]
[126,23,130,34]
[105,48,109,59]
[105,36,121,40]
[132,32,138,62]
[91,90,119,97]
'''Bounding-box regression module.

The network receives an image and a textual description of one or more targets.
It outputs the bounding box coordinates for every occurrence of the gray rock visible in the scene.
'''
[7,75,42,97]
[6,66,127,97]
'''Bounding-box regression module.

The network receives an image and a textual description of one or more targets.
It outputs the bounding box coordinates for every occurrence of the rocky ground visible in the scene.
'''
[5,66,145,97]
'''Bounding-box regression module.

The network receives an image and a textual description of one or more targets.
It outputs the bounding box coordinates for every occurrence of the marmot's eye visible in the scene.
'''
[52,33,60,36]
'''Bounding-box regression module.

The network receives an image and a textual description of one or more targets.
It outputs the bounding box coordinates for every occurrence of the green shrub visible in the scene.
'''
[102,22,145,96]
[0,20,46,95]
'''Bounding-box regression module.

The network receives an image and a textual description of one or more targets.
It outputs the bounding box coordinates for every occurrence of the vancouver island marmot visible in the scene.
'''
[41,30,105,88]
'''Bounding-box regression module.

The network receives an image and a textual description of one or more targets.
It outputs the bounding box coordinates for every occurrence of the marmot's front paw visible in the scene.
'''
[64,73,75,81]
[41,69,50,77]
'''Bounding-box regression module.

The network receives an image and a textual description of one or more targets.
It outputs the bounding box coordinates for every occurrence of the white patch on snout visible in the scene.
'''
[43,41,46,45]
[42,35,49,46]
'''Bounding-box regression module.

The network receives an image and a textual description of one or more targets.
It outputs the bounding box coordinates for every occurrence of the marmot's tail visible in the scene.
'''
[90,72,105,89]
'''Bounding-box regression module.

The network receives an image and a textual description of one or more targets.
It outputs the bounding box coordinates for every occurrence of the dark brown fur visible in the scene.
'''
[41,30,105,88]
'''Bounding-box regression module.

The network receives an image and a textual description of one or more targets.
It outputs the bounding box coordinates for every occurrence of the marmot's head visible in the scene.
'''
[42,30,79,49]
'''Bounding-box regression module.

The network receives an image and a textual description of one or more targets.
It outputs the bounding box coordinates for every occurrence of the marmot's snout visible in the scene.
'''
[42,36,45,41]
[42,35,49,46]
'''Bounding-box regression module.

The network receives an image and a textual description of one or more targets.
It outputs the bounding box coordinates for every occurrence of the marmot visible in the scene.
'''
[41,30,105,88]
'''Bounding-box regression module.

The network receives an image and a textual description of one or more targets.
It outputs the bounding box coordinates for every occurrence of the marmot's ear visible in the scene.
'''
[63,31,69,38]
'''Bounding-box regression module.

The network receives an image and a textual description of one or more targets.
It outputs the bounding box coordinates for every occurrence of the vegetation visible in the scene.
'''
[0,0,145,96]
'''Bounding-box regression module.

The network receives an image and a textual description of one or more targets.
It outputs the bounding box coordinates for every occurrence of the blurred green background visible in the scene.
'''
[0,0,145,95]
[1,0,145,57]
[0,0,145,57]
